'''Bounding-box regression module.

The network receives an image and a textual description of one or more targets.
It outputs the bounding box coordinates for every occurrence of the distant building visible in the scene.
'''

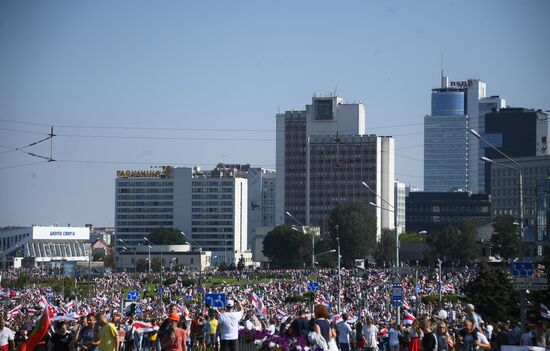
[489,155,550,232]
[276,95,395,237]
[394,180,406,234]
[247,168,276,250]
[406,192,491,233]
[484,108,548,193]
[536,177,550,256]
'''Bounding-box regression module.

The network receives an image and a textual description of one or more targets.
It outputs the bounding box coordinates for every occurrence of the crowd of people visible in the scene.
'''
[0,266,548,351]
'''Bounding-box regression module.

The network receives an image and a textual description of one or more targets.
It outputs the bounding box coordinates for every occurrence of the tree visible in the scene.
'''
[374,228,396,265]
[262,225,309,268]
[146,227,187,245]
[463,264,518,322]
[136,258,161,272]
[237,255,246,271]
[426,223,480,264]
[328,202,377,267]
[492,215,519,260]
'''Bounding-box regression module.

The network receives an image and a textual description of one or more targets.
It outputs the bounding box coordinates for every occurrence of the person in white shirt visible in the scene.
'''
[0,319,15,351]
[362,318,379,351]
[217,299,243,351]
[387,322,400,351]
[337,314,353,351]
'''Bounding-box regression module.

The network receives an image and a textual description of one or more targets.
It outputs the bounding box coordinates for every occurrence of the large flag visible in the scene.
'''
[541,303,550,319]
[17,303,51,351]
[403,311,416,325]
[251,292,267,318]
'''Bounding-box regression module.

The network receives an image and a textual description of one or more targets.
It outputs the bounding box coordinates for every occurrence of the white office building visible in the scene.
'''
[115,165,251,268]
[247,168,276,259]
[394,180,406,234]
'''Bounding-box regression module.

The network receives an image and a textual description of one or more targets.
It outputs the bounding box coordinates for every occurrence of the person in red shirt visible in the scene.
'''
[160,313,187,351]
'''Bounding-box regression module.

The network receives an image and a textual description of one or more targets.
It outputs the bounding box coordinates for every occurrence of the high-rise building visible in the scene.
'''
[424,77,469,192]
[247,167,276,250]
[484,108,548,193]
[276,95,395,237]
[114,165,251,267]
[424,75,507,193]
[394,180,406,234]
[536,177,550,256]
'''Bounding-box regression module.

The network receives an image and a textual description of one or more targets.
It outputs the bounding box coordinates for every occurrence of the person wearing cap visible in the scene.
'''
[217,299,243,351]
[160,313,187,351]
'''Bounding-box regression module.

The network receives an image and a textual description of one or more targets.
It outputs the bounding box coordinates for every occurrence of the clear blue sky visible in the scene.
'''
[1,0,549,226]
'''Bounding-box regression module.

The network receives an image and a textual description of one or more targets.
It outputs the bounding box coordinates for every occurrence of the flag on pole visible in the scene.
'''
[541,303,550,319]
[17,303,51,351]
[403,311,416,325]
[251,292,267,318]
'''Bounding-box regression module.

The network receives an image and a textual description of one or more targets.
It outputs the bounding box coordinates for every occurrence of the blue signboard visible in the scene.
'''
[307,281,319,292]
[512,262,534,277]
[391,285,402,307]
[205,293,226,308]
[135,305,142,315]
[158,288,164,295]
[127,291,139,300]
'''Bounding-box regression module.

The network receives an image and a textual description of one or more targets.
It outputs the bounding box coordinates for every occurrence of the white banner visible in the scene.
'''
[32,226,90,240]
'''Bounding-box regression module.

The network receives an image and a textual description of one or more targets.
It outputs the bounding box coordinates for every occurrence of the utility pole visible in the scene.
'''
[336,224,341,314]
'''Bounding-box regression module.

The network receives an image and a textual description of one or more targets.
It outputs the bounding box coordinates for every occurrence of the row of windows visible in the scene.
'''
[192,214,233,219]
[118,188,173,193]
[117,227,161,233]
[117,201,173,207]
[193,208,234,213]
[117,208,173,213]
[117,195,173,200]
[192,228,234,233]
[192,201,233,206]
[192,221,234,226]
[117,182,173,187]
[192,194,233,199]
[117,214,173,220]
[192,181,233,186]
[192,188,234,193]
[117,221,173,226]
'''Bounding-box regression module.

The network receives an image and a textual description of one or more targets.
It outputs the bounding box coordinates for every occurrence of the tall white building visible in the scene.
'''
[276,95,395,238]
[394,180,406,234]
[247,167,276,254]
[115,166,250,267]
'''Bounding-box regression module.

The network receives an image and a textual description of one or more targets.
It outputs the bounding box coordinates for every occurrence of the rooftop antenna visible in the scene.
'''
[440,52,448,88]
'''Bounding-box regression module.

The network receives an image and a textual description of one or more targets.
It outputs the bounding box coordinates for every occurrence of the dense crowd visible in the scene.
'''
[0,266,548,351]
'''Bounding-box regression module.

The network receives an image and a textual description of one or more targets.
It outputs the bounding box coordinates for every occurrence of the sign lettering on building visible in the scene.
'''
[449,80,473,88]
[117,166,173,178]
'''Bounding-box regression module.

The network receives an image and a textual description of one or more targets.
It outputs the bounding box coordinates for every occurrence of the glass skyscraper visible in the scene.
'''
[424,85,469,192]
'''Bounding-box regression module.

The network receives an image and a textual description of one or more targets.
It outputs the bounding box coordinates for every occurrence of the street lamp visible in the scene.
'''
[119,239,138,274]
[336,224,341,314]
[362,182,399,267]
[471,128,526,325]
[286,211,315,270]
[143,238,153,273]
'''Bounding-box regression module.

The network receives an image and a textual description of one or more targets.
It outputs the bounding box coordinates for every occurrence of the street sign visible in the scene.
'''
[512,277,548,291]
[127,291,139,300]
[355,259,365,269]
[308,272,318,281]
[415,284,421,293]
[392,284,403,307]
[158,287,164,295]
[135,305,142,315]
[512,262,534,277]
[205,293,226,308]
[307,280,319,291]
[186,295,194,301]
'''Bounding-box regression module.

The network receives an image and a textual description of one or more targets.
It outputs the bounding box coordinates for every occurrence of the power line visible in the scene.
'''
[0,160,50,170]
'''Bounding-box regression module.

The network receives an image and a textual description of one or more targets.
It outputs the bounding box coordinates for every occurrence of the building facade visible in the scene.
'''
[406,192,491,233]
[247,168,276,249]
[276,95,395,237]
[394,180,406,234]
[489,155,550,232]
[484,108,548,193]
[536,178,550,256]
[115,165,250,267]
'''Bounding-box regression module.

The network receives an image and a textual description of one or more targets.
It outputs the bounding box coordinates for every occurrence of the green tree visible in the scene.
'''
[136,257,161,272]
[237,255,245,271]
[374,228,396,265]
[463,264,518,322]
[426,223,480,264]
[262,225,309,268]
[492,215,519,260]
[146,227,187,245]
[328,202,377,267]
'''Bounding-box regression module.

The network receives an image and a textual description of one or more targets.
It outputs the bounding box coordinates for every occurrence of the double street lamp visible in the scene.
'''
[470,128,526,325]
[286,211,315,270]
[362,181,399,267]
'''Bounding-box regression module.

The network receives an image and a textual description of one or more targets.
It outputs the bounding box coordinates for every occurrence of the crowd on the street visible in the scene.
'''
[0,266,548,351]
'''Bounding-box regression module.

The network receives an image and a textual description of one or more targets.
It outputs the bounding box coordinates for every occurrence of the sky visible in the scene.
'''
[1,0,549,227]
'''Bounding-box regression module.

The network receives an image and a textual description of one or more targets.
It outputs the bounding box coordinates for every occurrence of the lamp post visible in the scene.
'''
[362,182,399,267]
[143,238,153,273]
[336,224,341,314]
[286,211,315,270]
[471,128,526,325]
